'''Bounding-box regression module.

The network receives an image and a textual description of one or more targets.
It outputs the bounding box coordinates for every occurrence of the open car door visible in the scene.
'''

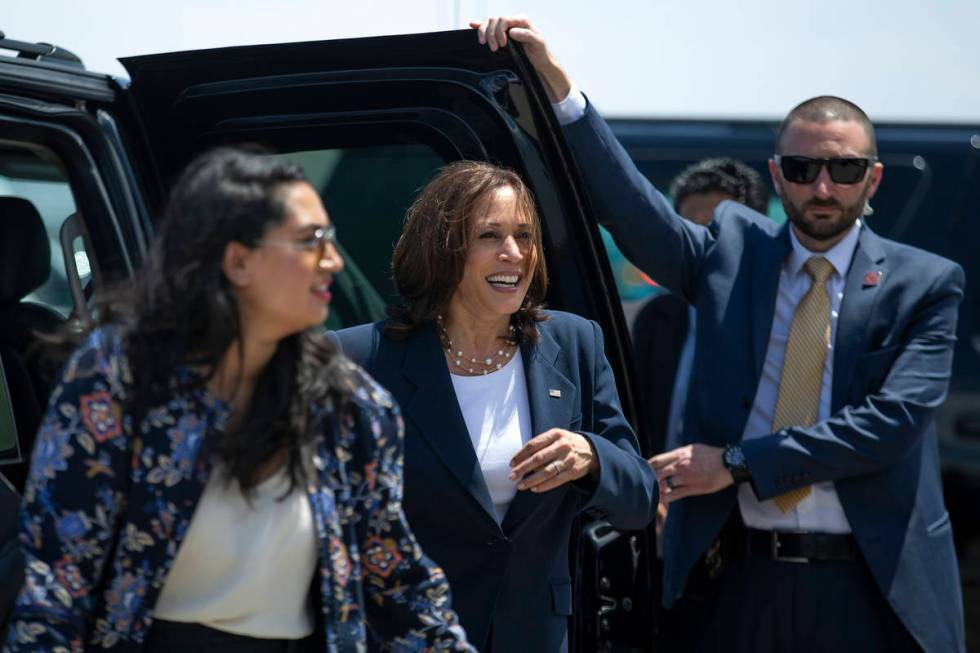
[122,29,657,651]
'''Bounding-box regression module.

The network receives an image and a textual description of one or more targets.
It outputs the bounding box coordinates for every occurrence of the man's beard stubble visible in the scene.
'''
[780,179,871,243]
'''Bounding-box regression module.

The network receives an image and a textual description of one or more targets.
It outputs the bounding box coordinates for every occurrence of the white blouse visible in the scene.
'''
[153,465,317,638]
[450,351,533,522]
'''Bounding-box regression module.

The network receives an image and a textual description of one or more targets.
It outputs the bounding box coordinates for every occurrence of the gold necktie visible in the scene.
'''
[771,256,834,513]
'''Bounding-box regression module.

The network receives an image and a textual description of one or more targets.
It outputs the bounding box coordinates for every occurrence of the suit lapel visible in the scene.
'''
[400,325,498,525]
[502,325,576,531]
[751,223,793,382]
[832,227,887,411]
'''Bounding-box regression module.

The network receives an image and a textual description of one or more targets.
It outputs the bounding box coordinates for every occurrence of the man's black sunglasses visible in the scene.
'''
[775,155,877,185]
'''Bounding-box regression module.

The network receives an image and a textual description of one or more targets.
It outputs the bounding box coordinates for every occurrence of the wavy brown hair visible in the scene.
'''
[386,161,548,342]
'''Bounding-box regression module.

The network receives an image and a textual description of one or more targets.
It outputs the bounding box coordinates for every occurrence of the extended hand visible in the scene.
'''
[648,444,733,504]
[469,15,572,103]
[509,428,598,493]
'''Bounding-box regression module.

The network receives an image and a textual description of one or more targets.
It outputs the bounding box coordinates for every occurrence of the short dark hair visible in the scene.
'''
[386,160,548,342]
[775,95,877,156]
[669,158,770,215]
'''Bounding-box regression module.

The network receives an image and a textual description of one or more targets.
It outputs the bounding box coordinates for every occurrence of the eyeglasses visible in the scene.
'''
[775,155,877,185]
[256,224,337,260]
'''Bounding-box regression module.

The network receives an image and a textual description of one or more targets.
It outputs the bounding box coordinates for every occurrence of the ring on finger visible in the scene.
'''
[551,461,561,475]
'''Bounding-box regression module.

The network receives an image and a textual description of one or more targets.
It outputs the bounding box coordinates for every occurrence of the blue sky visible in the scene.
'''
[4,0,979,122]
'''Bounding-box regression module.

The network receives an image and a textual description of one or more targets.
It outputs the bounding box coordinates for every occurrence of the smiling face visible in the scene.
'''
[769,118,883,251]
[226,181,344,341]
[448,184,537,323]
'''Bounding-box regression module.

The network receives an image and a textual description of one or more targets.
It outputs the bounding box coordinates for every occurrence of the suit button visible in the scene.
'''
[486,538,510,553]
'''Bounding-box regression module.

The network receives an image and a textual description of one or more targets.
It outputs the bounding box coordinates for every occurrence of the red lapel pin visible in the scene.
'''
[863,271,882,287]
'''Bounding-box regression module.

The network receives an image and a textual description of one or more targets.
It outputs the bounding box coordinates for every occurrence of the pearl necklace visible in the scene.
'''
[436,315,518,376]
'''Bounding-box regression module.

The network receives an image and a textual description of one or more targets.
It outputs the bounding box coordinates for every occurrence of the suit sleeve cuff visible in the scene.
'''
[741,435,783,500]
[575,431,658,530]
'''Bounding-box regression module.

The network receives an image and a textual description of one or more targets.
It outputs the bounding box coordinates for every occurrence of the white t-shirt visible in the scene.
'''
[450,351,533,522]
[153,465,317,638]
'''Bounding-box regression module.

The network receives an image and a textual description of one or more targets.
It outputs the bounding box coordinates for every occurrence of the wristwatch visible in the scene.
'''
[722,444,751,484]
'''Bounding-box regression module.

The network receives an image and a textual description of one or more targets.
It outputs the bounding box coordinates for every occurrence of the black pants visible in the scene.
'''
[143,620,313,653]
[694,553,921,653]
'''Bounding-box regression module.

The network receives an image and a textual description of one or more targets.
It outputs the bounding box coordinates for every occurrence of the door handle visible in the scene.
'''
[585,520,621,550]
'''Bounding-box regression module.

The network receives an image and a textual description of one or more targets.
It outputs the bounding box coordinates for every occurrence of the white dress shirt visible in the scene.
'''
[737,221,862,533]
[550,84,587,125]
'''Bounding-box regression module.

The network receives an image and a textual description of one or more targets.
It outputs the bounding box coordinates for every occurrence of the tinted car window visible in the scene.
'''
[0,147,85,319]
[0,144,88,469]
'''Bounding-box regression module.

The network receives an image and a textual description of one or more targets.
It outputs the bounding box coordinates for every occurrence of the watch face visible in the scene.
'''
[724,445,749,483]
[725,446,745,468]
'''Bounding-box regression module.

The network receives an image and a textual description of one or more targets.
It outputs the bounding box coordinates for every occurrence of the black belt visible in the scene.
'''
[740,527,858,563]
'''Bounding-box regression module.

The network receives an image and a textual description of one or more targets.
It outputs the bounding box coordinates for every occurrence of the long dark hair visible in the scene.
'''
[70,147,351,493]
[386,160,549,342]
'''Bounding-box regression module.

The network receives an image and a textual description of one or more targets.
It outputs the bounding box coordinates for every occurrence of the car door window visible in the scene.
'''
[0,146,92,320]
[0,142,102,475]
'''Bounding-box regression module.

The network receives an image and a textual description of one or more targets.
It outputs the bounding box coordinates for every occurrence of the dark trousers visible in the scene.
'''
[694,553,921,653]
[143,620,313,653]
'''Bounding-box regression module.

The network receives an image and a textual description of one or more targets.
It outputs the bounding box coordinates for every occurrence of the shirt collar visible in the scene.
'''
[786,218,862,279]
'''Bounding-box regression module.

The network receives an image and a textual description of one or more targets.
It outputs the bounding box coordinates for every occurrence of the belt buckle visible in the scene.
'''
[770,530,810,564]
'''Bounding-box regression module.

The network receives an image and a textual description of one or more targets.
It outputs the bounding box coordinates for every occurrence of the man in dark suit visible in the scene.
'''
[472,16,966,652]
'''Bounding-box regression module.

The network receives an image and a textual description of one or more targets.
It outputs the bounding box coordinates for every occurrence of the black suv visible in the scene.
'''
[0,28,978,652]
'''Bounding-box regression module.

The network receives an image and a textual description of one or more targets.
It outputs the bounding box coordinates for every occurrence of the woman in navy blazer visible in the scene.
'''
[335,161,657,653]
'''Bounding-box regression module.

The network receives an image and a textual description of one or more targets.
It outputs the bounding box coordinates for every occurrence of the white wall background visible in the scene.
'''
[4,0,979,122]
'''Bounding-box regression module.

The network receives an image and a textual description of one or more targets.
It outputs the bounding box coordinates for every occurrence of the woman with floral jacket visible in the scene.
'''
[4,148,473,653]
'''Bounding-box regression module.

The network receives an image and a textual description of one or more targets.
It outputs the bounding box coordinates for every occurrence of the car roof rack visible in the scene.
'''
[0,30,84,69]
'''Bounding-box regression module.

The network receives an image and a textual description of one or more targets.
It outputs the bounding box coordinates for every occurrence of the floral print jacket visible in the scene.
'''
[4,328,474,653]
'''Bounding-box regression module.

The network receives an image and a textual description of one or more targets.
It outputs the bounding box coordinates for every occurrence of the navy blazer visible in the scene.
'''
[334,311,657,653]
[563,103,966,653]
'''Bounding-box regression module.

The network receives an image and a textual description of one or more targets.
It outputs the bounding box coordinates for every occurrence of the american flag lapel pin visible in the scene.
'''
[548,389,562,398]
[863,271,882,287]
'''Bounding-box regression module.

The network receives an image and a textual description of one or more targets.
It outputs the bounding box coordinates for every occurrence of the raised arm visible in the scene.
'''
[471,15,715,301]
[469,15,571,103]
